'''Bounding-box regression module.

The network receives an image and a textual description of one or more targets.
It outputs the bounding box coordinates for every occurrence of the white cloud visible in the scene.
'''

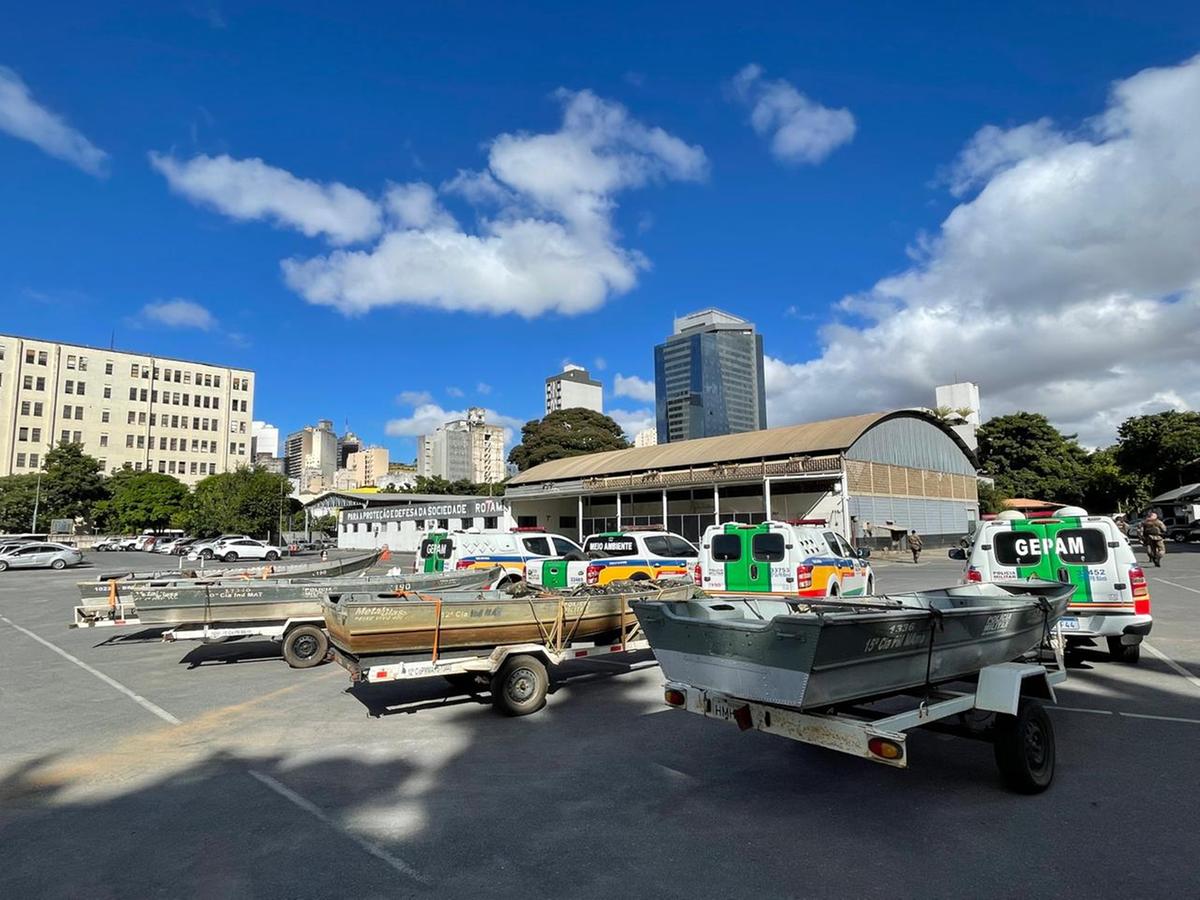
[943,118,1066,196]
[732,64,855,165]
[156,91,706,319]
[445,386,464,398]
[149,152,381,245]
[593,356,607,371]
[476,382,492,395]
[609,407,655,440]
[140,299,218,331]
[613,373,655,403]
[0,67,108,175]
[397,390,433,406]
[765,53,1200,447]
[384,403,523,445]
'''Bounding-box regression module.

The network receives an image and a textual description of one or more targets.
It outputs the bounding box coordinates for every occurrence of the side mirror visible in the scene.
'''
[856,547,871,559]
[947,547,966,561]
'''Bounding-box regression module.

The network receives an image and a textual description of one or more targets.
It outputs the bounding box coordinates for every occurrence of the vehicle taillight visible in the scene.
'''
[455,559,472,570]
[693,563,703,585]
[1129,566,1150,615]
[795,564,813,590]
[966,566,983,583]
[586,564,602,585]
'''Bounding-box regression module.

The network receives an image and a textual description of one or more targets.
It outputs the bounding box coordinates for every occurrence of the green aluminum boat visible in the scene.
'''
[631,581,1072,711]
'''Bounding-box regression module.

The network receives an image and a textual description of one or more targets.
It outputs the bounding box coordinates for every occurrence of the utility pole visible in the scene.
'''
[31,469,43,532]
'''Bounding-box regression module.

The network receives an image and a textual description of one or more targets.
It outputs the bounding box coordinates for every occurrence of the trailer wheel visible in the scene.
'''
[993,699,1055,794]
[491,654,548,716]
[1106,636,1141,664]
[282,625,328,669]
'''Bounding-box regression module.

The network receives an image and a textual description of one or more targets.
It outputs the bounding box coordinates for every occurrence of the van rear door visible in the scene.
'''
[992,519,1114,604]
[712,524,774,592]
[418,533,452,573]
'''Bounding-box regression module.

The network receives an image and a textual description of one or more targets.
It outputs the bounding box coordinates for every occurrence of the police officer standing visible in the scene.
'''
[1141,513,1167,567]
[906,529,923,564]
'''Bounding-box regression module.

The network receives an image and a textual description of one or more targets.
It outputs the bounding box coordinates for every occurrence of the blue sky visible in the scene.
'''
[3,2,1199,456]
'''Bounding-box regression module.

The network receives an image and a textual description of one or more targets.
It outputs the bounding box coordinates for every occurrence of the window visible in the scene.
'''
[131,364,139,377]
[1053,529,1108,565]
[190,462,198,474]
[72,431,81,443]
[229,441,236,454]
[151,391,158,403]
[993,532,1042,567]
[126,435,135,448]
[33,402,42,416]
[64,406,74,419]
[522,536,553,556]
[75,407,83,420]
[158,461,167,473]
[103,387,111,399]
[203,396,210,409]
[212,397,219,410]
[139,389,147,402]
[99,434,108,448]
[60,430,71,444]
[211,418,218,430]
[150,414,156,426]
[15,453,25,467]
[20,401,29,415]
[66,355,76,369]
[553,537,582,556]
[105,362,113,375]
[35,377,44,391]
[64,380,74,394]
[127,411,135,425]
[202,418,209,431]
[30,428,40,442]
[204,374,212,387]
[751,533,786,562]
[710,534,742,562]
[76,382,85,396]
[134,462,142,471]
[138,412,146,425]
[101,410,109,423]
[37,351,47,365]
[18,427,28,441]
[25,349,34,364]
[214,375,220,388]
[23,375,33,390]
[78,357,87,371]
[159,437,167,450]
[184,372,191,384]
[170,438,177,451]
[97,459,105,470]
[168,461,176,474]
[28,453,38,467]
[129,388,138,401]
[137,435,145,449]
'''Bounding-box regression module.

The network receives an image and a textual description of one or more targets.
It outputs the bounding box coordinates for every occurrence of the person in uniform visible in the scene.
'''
[1141,513,1167,567]
[906,529,924,564]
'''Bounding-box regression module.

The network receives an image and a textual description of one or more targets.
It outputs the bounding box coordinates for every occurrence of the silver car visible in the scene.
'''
[0,542,84,571]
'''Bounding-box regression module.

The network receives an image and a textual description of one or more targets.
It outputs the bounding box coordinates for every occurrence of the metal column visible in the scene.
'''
[713,484,720,523]
[661,489,668,528]
[577,495,584,541]
[616,493,622,529]
[764,478,772,521]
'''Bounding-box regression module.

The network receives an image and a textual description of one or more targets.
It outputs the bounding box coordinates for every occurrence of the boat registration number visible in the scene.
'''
[1058,616,1080,631]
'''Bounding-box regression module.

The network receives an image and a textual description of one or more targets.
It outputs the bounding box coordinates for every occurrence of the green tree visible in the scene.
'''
[508,408,630,472]
[976,480,1006,515]
[976,413,1090,504]
[93,468,190,533]
[184,467,295,541]
[1082,447,1150,515]
[400,475,506,496]
[0,474,39,533]
[39,442,106,523]
[1114,410,1200,495]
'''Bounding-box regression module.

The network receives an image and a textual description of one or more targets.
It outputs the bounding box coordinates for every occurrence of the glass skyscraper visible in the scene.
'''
[654,309,767,444]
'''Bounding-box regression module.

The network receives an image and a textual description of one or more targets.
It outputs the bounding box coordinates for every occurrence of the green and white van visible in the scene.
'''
[951,508,1152,663]
[696,521,874,598]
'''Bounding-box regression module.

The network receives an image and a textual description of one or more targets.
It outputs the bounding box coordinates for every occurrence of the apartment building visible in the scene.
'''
[545,364,603,414]
[0,334,254,485]
[417,407,506,484]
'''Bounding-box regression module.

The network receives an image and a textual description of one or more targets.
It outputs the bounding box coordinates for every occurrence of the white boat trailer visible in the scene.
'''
[334,630,652,717]
[71,603,331,668]
[662,642,1068,793]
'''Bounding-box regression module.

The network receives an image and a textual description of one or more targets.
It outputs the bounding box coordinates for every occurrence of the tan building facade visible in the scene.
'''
[0,334,254,485]
[347,447,389,487]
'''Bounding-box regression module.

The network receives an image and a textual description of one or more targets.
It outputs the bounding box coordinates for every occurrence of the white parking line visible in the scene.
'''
[1153,577,1200,595]
[1143,642,1200,692]
[1120,712,1200,726]
[249,770,428,886]
[1050,705,1113,715]
[0,614,181,725]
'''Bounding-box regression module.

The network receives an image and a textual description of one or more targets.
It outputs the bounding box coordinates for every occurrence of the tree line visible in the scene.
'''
[976,410,1200,514]
[0,442,300,539]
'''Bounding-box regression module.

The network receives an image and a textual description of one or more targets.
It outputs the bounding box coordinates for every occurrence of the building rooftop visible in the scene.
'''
[509,409,974,485]
[671,308,754,336]
[0,331,253,372]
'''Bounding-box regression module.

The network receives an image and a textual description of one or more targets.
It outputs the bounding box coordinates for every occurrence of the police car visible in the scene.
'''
[525,529,697,589]
[416,528,583,584]
[696,520,874,598]
[950,507,1152,663]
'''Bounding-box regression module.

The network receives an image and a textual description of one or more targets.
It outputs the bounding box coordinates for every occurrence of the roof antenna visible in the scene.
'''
[110,329,115,350]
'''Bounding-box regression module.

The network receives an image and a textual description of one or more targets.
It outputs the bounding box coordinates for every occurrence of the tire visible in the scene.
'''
[491,654,549,717]
[1106,636,1141,664]
[51,558,66,570]
[223,551,238,562]
[265,550,279,561]
[201,549,214,560]
[993,699,1055,794]
[0,560,8,572]
[282,625,328,669]
[827,581,840,598]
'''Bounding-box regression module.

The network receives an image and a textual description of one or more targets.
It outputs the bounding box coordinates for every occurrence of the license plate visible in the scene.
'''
[710,697,738,720]
[1058,616,1080,631]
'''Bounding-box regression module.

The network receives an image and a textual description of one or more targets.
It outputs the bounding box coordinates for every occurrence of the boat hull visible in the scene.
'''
[324,582,696,656]
[632,581,1072,710]
[77,550,384,602]
[86,568,502,626]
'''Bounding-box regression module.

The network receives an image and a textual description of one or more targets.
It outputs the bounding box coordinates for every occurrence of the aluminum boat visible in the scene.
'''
[77,567,503,626]
[77,549,384,602]
[631,581,1072,711]
[324,580,698,656]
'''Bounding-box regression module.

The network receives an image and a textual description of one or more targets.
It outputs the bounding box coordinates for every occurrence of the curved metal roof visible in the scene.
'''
[509,410,975,485]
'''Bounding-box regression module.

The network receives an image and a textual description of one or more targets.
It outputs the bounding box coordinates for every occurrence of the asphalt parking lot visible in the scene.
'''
[2,547,1198,899]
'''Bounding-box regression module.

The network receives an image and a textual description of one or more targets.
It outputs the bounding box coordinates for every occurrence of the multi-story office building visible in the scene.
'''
[346,446,389,487]
[251,420,279,459]
[284,419,338,491]
[634,427,658,448]
[0,333,253,485]
[417,407,506,483]
[654,309,766,444]
[545,364,603,414]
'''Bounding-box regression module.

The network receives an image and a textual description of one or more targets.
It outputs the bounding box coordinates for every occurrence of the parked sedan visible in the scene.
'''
[0,542,84,571]
[213,538,283,562]
[188,534,252,560]
[93,536,125,551]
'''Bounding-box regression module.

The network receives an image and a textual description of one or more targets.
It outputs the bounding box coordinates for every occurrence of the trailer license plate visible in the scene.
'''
[1058,616,1079,631]
[710,698,737,720]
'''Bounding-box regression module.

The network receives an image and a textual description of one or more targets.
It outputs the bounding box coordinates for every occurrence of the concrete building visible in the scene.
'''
[634,427,657,448]
[417,407,506,483]
[337,429,361,468]
[251,421,279,459]
[285,419,338,491]
[346,446,389,488]
[0,333,254,485]
[934,382,982,451]
[505,410,978,545]
[303,491,512,553]
[545,364,603,414]
[654,308,766,444]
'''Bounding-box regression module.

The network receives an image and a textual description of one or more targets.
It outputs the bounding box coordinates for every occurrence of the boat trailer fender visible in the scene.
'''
[973,663,1056,716]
